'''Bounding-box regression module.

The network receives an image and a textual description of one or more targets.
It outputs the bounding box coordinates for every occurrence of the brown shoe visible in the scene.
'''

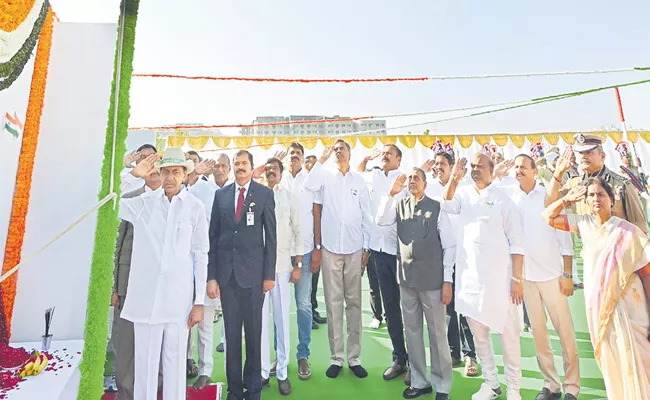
[298,359,311,380]
[278,378,292,395]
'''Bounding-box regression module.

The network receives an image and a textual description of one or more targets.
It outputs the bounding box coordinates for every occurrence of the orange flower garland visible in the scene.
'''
[0,0,37,31]
[1,8,53,337]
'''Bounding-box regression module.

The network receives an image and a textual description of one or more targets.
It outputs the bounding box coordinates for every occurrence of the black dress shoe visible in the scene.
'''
[403,386,433,399]
[216,342,224,353]
[326,364,342,378]
[262,377,270,387]
[313,310,327,324]
[350,365,368,378]
[435,393,450,400]
[383,362,407,380]
[564,394,577,400]
[404,368,411,386]
[278,378,292,395]
[536,387,562,400]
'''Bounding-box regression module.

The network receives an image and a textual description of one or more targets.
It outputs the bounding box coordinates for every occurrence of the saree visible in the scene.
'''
[567,215,650,399]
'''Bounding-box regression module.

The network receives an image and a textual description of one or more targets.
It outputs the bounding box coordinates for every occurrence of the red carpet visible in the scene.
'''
[102,384,222,400]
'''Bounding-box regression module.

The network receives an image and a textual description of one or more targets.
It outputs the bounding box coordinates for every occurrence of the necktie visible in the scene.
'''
[235,187,245,221]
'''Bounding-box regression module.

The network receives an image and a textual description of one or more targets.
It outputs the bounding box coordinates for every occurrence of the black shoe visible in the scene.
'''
[564,394,577,400]
[403,386,433,399]
[326,364,342,378]
[313,310,327,324]
[261,377,270,387]
[536,388,562,400]
[186,359,199,378]
[349,365,368,379]
[216,342,224,353]
[436,393,450,400]
[278,378,291,395]
[383,362,407,380]
[404,368,411,386]
[312,320,319,329]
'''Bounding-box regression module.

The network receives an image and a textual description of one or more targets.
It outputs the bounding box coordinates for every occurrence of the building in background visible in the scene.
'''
[239,115,387,136]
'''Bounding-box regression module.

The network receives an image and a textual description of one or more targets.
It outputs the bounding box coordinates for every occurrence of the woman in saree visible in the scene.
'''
[542,177,650,399]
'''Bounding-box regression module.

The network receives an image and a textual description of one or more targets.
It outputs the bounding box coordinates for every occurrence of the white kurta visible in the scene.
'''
[273,184,303,272]
[441,184,524,334]
[118,189,209,325]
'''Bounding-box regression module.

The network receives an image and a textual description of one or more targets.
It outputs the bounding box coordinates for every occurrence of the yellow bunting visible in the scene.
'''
[457,135,474,148]
[211,136,232,148]
[418,136,436,148]
[526,134,542,144]
[607,132,623,143]
[167,136,186,147]
[358,136,377,148]
[320,137,336,146]
[492,135,508,147]
[255,136,275,150]
[233,137,254,148]
[474,135,492,146]
[509,135,525,148]
[379,136,398,145]
[187,136,209,150]
[437,136,455,146]
[559,133,575,144]
[301,137,320,150]
[281,137,298,147]
[155,136,166,152]
[398,136,417,149]
[543,134,559,145]
[340,136,358,149]
[635,132,646,143]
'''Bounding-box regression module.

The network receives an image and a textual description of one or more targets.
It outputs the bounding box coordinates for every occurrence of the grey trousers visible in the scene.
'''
[401,286,452,394]
[321,248,363,367]
[112,296,162,400]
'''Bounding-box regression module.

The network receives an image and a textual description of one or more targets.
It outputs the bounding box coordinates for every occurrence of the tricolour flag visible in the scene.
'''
[4,112,24,138]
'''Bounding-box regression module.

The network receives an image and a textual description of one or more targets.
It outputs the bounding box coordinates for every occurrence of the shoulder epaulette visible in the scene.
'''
[605,169,630,184]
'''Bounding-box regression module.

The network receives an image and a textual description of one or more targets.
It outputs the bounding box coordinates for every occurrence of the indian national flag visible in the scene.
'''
[4,112,23,138]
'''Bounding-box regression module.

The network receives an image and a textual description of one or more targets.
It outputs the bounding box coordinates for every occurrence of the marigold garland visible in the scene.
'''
[0,1,47,77]
[0,0,37,32]
[0,7,53,339]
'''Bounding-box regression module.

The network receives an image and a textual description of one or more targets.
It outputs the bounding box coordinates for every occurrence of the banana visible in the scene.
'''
[23,361,34,372]
[19,370,26,378]
[32,354,41,372]
[35,355,48,375]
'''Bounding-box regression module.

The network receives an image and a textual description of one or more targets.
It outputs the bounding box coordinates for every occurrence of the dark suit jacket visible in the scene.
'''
[113,185,147,297]
[208,180,277,288]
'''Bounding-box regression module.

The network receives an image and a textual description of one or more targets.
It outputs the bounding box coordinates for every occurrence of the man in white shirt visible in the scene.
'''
[377,169,456,400]
[304,139,372,379]
[356,145,408,381]
[504,155,580,400]
[282,142,322,380]
[119,148,208,400]
[423,151,478,377]
[441,153,525,400]
[260,157,302,395]
[120,144,157,195]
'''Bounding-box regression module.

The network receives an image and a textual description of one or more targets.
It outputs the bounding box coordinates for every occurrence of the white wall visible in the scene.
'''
[11,22,117,342]
[0,54,37,267]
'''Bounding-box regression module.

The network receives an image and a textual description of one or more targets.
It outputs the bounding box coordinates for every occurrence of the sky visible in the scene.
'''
[51,0,650,135]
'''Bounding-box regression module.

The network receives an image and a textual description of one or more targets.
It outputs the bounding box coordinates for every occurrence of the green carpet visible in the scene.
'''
[107,240,606,398]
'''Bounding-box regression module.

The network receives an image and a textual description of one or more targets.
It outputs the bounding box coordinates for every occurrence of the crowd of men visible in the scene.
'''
[108,133,648,400]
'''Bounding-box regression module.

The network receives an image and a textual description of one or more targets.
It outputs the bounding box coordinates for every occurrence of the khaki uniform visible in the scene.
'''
[559,166,647,233]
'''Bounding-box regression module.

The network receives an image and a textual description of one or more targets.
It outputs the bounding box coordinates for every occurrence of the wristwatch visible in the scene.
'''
[562,272,573,279]
[315,244,322,250]
[297,262,303,268]
[511,276,522,283]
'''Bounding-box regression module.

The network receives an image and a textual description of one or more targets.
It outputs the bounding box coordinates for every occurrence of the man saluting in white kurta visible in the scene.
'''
[119,148,209,400]
[441,153,525,400]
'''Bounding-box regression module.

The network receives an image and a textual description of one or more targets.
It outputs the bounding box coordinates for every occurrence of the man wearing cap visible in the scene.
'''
[545,133,647,233]
[119,148,209,400]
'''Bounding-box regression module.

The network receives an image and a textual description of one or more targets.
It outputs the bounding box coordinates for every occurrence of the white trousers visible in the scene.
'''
[261,272,292,380]
[187,306,217,376]
[134,322,188,400]
[467,303,522,399]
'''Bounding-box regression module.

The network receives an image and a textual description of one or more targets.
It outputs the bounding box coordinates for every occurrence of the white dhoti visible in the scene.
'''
[261,272,292,380]
[187,306,217,376]
[134,322,189,400]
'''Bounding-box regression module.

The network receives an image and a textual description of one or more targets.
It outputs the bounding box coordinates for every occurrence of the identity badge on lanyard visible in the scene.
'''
[246,210,254,226]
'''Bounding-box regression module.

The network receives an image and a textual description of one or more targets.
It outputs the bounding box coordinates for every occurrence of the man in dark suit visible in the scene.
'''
[207,150,277,400]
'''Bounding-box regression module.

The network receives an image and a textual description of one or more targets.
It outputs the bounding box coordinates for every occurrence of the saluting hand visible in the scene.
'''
[319,146,334,164]
[452,158,468,180]
[556,146,574,175]
[131,154,160,178]
[389,174,407,197]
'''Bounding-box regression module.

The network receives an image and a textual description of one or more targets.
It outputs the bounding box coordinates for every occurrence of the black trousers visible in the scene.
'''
[311,270,320,312]
[446,271,476,361]
[372,250,408,365]
[221,274,264,400]
[366,252,384,322]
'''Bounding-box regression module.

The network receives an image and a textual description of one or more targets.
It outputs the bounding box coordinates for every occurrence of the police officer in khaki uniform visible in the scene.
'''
[545,133,647,233]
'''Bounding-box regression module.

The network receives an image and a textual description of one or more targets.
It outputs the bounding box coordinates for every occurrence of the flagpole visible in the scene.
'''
[614,87,639,164]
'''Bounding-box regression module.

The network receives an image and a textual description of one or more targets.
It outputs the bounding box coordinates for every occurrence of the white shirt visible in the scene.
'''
[425,177,471,241]
[501,183,574,282]
[441,184,524,334]
[120,168,144,195]
[273,184,303,273]
[304,162,371,254]
[364,168,402,255]
[376,191,457,281]
[118,189,208,324]
[282,169,323,254]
